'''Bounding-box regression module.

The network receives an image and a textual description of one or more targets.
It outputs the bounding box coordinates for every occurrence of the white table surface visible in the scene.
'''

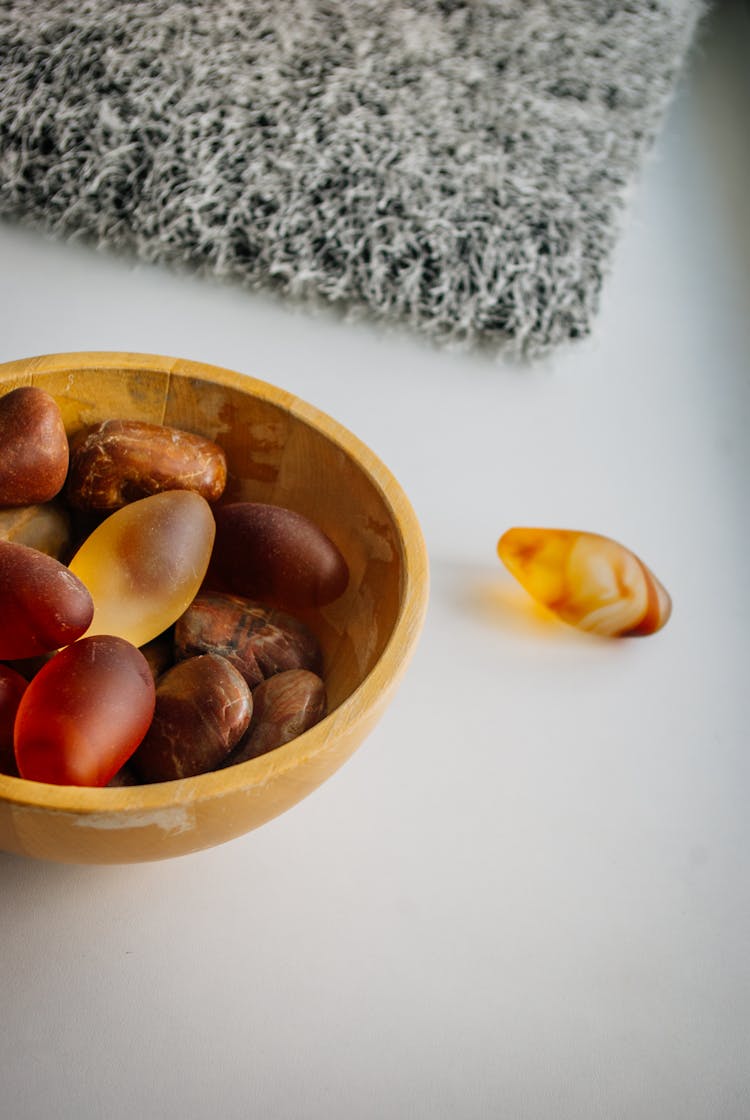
[1,3,748,1118]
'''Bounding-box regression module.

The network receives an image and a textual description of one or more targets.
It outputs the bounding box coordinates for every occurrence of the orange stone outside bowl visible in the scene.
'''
[0,352,429,864]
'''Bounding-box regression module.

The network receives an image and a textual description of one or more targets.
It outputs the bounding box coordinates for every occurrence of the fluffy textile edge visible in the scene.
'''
[0,1,704,357]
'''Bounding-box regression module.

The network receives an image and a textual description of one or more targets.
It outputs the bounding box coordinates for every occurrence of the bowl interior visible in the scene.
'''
[0,353,428,861]
[6,355,405,708]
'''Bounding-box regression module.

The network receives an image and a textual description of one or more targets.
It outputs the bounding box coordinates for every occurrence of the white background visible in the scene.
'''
[1,3,748,1117]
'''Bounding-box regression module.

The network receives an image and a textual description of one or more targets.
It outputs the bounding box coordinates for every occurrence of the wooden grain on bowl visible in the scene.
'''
[0,352,429,864]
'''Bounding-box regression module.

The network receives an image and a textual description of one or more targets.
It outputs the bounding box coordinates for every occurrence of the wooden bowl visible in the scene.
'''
[0,352,429,863]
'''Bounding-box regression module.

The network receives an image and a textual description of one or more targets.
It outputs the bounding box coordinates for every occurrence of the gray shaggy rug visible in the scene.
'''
[0,0,704,358]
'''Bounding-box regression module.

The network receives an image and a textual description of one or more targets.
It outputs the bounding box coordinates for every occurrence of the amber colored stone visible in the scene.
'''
[131,654,253,782]
[66,419,227,510]
[208,502,349,609]
[0,502,72,560]
[0,540,94,659]
[174,591,323,688]
[68,491,215,648]
[0,387,69,505]
[14,636,156,787]
[227,670,326,766]
[497,527,672,637]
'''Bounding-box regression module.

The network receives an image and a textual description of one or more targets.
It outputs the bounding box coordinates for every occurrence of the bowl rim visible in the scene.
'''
[0,350,430,816]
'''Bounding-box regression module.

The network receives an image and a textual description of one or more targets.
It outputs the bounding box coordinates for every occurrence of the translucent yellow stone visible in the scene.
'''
[69,491,215,648]
[497,527,672,637]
